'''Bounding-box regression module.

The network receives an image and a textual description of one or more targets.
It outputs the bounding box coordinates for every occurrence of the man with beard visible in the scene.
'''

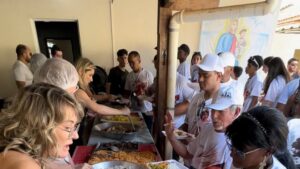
[12,44,33,89]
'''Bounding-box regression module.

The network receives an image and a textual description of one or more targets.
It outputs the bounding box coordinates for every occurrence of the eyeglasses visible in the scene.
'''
[226,138,262,159]
[59,123,80,139]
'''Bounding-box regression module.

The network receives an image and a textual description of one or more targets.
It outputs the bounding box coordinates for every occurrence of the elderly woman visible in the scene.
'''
[0,83,84,169]
[226,106,296,169]
[74,57,130,116]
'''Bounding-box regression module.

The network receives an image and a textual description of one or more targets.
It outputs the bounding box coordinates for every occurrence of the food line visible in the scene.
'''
[72,111,166,168]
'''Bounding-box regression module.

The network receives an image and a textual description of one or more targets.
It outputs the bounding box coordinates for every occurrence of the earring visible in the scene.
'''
[259,156,267,169]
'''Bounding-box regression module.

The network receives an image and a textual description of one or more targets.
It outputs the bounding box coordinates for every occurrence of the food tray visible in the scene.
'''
[88,150,157,165]
[101,113,143,124]
[93,122,139,140]
[147,160,188,169]
[96,142,138,151]
[93,160,148,169]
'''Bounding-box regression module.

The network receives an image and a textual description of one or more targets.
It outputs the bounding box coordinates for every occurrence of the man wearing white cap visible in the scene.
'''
[218,52,236,86]
[219,52,244,104]
[168,53,223,167]
[166,84,242,169]
[180,53,223,136]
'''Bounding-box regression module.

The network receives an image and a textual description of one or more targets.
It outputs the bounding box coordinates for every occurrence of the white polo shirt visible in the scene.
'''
[12,60,33,86]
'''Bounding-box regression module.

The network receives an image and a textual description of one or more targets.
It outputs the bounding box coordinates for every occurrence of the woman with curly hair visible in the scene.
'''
[0,83,84,169]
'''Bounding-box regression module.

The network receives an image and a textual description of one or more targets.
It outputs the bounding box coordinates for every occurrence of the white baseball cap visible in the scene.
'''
[197,53,224,74]
[206,84,243,110]
[219,52,235,67]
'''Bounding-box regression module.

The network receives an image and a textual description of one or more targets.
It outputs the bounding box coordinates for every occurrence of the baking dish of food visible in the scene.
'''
[93,122,139,140]
[92,160,148,169]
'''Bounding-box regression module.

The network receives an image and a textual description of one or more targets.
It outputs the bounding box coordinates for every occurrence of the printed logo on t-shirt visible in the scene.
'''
[175,95,180,101]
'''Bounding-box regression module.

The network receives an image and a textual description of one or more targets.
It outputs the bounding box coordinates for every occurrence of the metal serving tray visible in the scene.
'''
[92,160,148,169]
[93,122,139,140]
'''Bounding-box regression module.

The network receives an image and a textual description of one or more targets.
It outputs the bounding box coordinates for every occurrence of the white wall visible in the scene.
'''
[112,0,157,74]
[178,23,202,65]
[270,33,300,65]
[0,0,158,97]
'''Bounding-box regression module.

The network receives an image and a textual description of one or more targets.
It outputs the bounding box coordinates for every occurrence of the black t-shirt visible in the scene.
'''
[107,66,129,95]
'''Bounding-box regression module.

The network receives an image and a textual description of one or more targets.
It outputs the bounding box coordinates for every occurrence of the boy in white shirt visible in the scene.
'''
[243,55,263,112]
[177,44,191,80]
[218,52,235,87]
[124,51,154,129]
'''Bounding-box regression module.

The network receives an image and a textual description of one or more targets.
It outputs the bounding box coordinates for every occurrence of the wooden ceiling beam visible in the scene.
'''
[168,0,220,11]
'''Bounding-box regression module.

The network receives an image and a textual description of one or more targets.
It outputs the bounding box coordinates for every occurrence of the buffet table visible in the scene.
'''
[72,112,160,165]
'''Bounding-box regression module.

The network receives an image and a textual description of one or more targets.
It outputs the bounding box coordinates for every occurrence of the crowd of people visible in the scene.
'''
[1,42,300,169]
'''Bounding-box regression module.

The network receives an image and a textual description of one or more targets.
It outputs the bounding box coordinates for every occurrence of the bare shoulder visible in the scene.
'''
[75,89,89,99]
[0,151,41,169]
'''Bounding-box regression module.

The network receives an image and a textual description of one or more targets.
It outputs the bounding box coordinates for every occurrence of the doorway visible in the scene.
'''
[35,21,81,64]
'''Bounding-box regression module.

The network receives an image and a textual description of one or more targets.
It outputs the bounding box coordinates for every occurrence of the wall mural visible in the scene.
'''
[199,15,276,67]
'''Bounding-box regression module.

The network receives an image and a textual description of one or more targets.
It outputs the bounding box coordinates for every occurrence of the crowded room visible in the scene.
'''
[1,0,300,169]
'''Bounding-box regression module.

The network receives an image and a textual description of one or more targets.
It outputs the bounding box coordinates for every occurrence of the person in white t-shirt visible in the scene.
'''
[177,44,191,80]
[180,53,223,136]
[226,106,296,169]
[12,44,33,89]
[174,73,197,128]
[218,52,236,88]
[124,51,154,112]
[262,57,290,107]
[243,55,263,112]
[276,78,300,113]
[165,84,242,169]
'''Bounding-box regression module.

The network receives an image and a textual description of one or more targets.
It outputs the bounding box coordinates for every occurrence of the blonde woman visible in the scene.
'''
[74,57,130,116]
[0,83,84,169]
